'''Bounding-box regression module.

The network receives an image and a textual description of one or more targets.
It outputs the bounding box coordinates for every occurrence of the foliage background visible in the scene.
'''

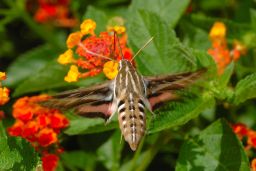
[1,0,256,170]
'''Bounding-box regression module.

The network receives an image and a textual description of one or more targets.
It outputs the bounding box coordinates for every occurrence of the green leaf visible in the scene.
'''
[128,11,198,76]
[176,119,250,171]
[0,123,39,170]
[83,6,108,34]
[129,0,190,28]
[64,114,118,135]
[97,131,123,171]
[180,21,211,51]
[4,45,60,88]
[218,62,234,89]
[250,9,256,31]
[12,60,105,97]
[234,73,256,104]
[148,93,215,134]
[60,151,96,171]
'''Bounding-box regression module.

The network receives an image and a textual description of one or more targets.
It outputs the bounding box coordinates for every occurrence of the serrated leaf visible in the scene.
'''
[181,21,211,51]
[0,123,39,170]
[83,6,108,34]
[13,60,105,97]
[64,114,118,135]
[234,73,256,104]
[4,45,60,88]
[176,119,250,171]
[129,0,190,28]
[148,94,215,134]
[97,131,123,171]
[128,11,198,76]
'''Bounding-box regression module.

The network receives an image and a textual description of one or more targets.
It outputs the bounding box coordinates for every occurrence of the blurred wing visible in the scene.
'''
[145,69,206,110]
[41,81,113,119]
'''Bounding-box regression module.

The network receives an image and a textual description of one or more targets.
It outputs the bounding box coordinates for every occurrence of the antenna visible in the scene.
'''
[131,36,154,61]
[78,42,114,61]
[114,31,125,60]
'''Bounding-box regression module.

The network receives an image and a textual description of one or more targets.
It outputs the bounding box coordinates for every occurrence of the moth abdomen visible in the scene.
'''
[118,98,146,151]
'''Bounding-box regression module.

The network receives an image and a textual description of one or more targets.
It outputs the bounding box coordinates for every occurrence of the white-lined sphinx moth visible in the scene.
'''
[42,35,206,151]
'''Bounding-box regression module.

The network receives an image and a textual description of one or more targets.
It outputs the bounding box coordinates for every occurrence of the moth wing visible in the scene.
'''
[41,81,113,119]
[144,69,206,110]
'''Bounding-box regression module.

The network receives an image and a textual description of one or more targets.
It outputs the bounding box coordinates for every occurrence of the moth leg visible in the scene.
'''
[105,100,118,125]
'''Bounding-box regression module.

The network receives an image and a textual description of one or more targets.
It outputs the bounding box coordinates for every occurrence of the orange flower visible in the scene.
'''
[207,22,246,74]
[80,19,96,35]
[49,113,69,129]
[209,22,226,40]
[59,18,133,82]
[37,128,58,147]
[42,153,59,171]
[66,32,83,49]
[30,0,77,27]
[8,94,69,168]
[232,123,248,138]
[8,120,24,136]
[0,72,6,80]
[0,87,10,106]
[57,49,76,64]
[103,61,119,79]
[64,65,80,82]
[22,121,39,138]
[251,158,256,171]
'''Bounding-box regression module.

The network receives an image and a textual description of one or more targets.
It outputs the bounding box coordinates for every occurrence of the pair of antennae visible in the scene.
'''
[78,31,154,62]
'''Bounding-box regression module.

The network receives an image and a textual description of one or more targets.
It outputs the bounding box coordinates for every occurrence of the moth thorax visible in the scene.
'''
[117,98,146,151]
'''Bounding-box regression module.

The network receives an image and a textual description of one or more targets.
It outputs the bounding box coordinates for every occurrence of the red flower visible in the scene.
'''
[8,120,24,136]
[50,113,69,129]
[28,0,77,27]
[22,121,39,138]
[8,94,69,169]
[37,128,58,147]
[232,123,248,138]
[42,153,59,171]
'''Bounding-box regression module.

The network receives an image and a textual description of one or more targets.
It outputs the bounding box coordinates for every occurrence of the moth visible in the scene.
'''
[42,35,206,151]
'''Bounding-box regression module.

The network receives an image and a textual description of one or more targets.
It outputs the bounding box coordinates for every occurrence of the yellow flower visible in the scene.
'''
[0,87,10,105]
[80,19,96,35]
[0,72,6,81]
[107,25,126,34]
[64,65,80,82]
[103,61,119,80]
[66,31,82,49]
[209,22,226,40]
[57,49,75,65]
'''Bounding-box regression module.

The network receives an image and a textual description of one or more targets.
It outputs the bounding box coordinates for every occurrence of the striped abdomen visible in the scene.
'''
[117,96,146,151]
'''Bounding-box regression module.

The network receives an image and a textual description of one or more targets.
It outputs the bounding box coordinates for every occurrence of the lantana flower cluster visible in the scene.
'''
[208,22,246,74]
[27,0,77,27]
[57,18,133,82]
[232,123,256,171]
[8,94,69,171]
[0,71,10,119]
